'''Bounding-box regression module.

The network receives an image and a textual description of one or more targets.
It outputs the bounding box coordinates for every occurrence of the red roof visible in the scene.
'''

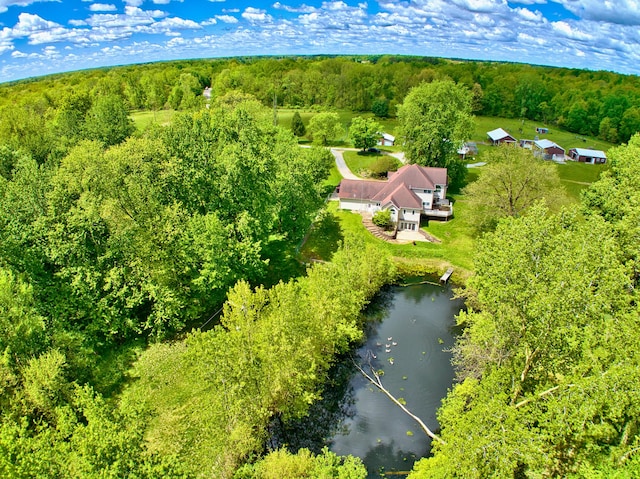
[338,164,447,209]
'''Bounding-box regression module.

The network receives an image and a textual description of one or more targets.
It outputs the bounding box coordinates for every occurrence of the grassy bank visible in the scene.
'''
[300,201,475,283]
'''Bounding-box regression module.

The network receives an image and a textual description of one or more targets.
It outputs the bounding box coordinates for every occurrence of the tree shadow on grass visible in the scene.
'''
[299,208,344,262]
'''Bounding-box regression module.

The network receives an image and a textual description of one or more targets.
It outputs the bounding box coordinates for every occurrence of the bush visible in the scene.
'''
[372,99,389,118]
[369,156,402,178]
[372,210,393,230]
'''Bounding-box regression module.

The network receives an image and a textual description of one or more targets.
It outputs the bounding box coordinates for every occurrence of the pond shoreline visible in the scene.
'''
[270,280,465,478]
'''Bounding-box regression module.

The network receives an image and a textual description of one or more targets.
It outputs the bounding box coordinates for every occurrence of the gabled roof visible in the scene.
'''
[338,164,447,209]
[381,133,395,142]
[487,128,515,141]
[571,147,607,158]
[337,179,386,200]
[535,139,564,150]
[379,183,422,209]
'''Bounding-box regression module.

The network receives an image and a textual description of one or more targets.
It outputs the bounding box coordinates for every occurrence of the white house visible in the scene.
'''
[377,133,395,146]
[337,164,452,230]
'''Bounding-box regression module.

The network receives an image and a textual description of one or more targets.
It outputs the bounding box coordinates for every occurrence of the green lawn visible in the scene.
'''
[277,109,399,148]
[342,150,382,177]
[472,116,614,153]
[301,201,476,280]
[131,109,176,130]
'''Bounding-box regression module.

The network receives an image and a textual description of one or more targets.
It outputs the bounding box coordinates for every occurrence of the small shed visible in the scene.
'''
[457,141,478,159]
[569,148,607,164]
[534,139,565,161]
[536,127,549,134]
[519,139,534,150]
[378,133,395,146]
[487,128,516,146]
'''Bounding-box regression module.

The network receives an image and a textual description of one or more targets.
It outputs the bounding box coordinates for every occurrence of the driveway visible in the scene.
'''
[331,148,360,180]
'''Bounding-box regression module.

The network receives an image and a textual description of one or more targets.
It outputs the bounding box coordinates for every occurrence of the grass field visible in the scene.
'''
[300,200,476,279]
[471,116,613,154]
[131,109,176,130]
[277,108,399,147]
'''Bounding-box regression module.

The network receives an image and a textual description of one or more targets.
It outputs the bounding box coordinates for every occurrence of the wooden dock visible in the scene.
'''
[439,267,454,284]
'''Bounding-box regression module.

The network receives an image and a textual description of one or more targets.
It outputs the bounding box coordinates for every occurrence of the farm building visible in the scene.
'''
[533,139,565,161]
[569,148,607,164]
[377,133,395,146]
[487,128,516,145]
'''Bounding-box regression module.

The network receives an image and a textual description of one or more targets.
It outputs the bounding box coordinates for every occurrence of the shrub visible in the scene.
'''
[369,156,402,178]
[372,210,393,230]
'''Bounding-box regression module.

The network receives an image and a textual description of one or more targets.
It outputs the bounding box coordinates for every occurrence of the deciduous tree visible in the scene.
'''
[308,112,343,146]
[463,145,567,233]
[349,116,380,151]
[397,80,473,189]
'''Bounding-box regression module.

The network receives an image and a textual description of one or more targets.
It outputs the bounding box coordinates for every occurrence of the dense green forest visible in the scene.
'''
[1,55,640,161]
[0,56,639,477]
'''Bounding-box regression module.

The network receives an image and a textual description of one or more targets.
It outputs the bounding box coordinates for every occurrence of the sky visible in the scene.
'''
[0,0,639,83]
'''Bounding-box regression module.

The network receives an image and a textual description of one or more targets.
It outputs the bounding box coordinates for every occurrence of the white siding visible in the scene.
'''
[339,198,368,211]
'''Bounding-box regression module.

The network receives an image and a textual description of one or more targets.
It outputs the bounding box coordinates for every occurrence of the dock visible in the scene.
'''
[439,268,454,284]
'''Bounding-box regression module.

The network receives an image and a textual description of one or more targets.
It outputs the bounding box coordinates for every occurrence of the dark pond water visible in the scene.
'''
[270,282,464,478]
[328,283,464,477]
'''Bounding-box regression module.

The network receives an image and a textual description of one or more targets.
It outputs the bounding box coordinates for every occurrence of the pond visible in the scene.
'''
[269,282,464,478]
[328,282,464,477]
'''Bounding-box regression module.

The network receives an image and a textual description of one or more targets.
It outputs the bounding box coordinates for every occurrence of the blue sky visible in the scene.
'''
[0,0,639,83]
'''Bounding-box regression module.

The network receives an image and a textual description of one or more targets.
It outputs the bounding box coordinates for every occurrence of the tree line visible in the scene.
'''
[1,56,639,161]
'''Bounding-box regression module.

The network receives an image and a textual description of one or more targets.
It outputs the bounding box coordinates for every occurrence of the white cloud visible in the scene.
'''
[201,17,217,26]
[12,12,61,35]
[215,14,238,23]
[272,2,316,13]
[552,20,592,40]
[451,0,508,14]
[242,7,273,24]
[85,7,167,28]
[0,0,58,14]
[0,42,14,54]
[516,7,544,21]
[89,3,117,12]
[552,0,640,25]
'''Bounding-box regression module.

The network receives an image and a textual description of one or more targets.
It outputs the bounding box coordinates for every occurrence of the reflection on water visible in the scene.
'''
[271,283,464,478]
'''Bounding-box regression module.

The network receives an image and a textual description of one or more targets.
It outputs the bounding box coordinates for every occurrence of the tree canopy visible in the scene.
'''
[397,80,474,189]
[308,112,343,146]
[463,145,567,233]
[410,136,640,478]
[349,116,380,151]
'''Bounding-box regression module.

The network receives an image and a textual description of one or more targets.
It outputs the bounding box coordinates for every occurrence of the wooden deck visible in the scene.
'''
[440,267,454,284]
